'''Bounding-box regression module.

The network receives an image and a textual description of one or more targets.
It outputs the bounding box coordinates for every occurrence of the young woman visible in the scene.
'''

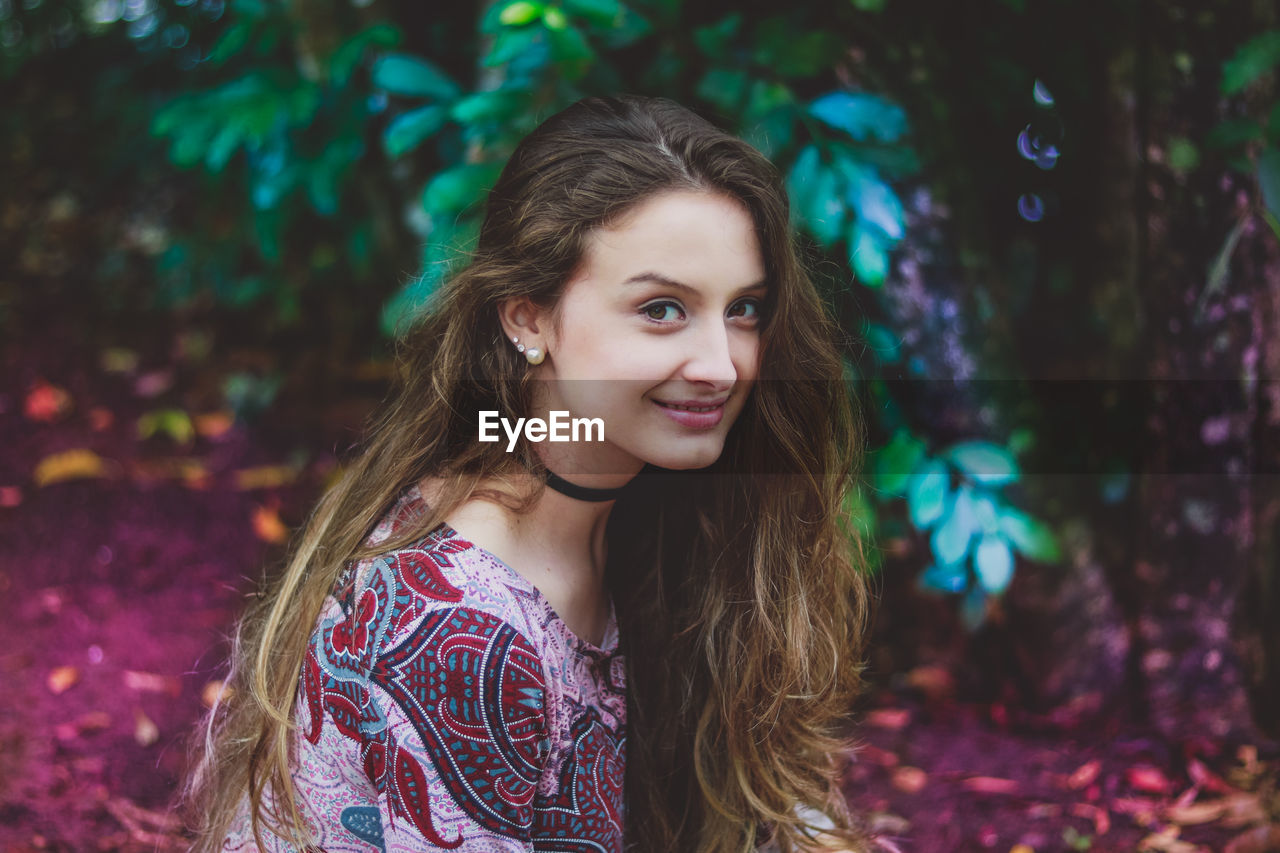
[184,94,873,853]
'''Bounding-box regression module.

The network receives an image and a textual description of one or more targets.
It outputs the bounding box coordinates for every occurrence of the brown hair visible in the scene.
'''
[182,94,873,853]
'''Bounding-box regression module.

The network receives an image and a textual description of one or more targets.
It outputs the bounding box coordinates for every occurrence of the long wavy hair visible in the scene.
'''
[182,93,873,853]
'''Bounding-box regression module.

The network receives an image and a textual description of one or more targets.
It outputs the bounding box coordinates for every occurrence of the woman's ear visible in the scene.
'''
[497,297,555,352]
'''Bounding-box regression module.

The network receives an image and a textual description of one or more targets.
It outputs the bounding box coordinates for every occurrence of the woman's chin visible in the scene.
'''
[642,441,727,472]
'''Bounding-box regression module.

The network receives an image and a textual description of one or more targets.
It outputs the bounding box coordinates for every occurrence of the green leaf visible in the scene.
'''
[1205,118,1264,150]
[421,163,504,215]
[945,441,1019,486]
[206,21,253,66]
[251,162,299,211]
[697,67,750,114]
[931,486,975,566]
[382,216,481,336]
[809,91,908,143]
[997,506,1061,562]
[543,6,568,29]
[745,80,793,123]
[970,490,1000,534]
[840,483,877,546]
[918,562,968,594]
[693,14,742,60]
[137,409,195,444]
[974,534,1014,594]
[383,104,449,158]
[840,160,905,241]
[204,124,244,172]
[745,104,796,160]
[1168,136,1200,172]
[499,0,544,26]
[329,24,402,88]
[546,23,595,76]
[960,585,989,630]
[1221,30,1280,95]
[564,0,623,27]
[849,223,889,287]
[864,322,901,365]
[1258,147,1280,222]
[872,428,925,496]
[450,89,529,124]
[786,145,821,227]
[593,3,653,48]
[485,25,545,67]
[906,458,947,529]
[371,54,461,100]
[753,20,843,78]
[1205,214,1248,299]
[802,164,844,246]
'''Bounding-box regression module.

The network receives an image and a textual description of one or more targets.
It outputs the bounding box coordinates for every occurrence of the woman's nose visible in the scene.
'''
[680,320,738,387]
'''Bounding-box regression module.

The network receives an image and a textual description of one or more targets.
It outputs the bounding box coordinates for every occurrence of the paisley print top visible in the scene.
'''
[222,486,627,852]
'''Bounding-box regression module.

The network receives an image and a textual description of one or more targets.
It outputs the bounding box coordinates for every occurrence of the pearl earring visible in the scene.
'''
[511,335,525,353]
[524,347,544,365]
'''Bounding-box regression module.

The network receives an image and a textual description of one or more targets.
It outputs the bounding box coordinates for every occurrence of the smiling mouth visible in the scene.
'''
[655,402,724,412]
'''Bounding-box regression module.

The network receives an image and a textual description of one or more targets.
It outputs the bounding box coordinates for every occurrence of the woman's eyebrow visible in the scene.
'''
[622,271,769,296]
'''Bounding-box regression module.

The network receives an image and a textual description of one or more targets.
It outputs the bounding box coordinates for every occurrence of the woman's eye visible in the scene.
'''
[729,299,762,322]
[642,301,684,322]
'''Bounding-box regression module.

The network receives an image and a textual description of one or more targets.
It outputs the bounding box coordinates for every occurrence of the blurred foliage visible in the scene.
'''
[8,0,1276,630]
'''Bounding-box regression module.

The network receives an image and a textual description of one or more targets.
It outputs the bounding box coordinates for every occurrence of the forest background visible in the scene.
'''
[2,0,1280,850]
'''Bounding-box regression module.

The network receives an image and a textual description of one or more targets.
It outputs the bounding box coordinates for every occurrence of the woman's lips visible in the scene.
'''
[653,398,726,429]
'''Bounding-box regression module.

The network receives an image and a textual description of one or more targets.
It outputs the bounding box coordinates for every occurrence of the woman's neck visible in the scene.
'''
[418,448,643,645]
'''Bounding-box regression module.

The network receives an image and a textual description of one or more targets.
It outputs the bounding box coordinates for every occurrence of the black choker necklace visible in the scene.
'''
[543,469,629,502]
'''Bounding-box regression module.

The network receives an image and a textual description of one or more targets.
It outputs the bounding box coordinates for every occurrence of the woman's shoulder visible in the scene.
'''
[332,486,550,662]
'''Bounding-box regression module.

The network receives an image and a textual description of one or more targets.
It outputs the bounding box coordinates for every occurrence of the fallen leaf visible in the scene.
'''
[100,348,139,374]
[1171,784,1201,810]
[123,670,182,697]
[1187,758,1235,795]
[865,708,911,729]
[1164,799,1225,825]
[856,744,900,767]
[1111,796,1161,826]
[252,504,289,544]
[54,711,112,740]
[24,381,72,422]
[1219,791,1266,827]
[1025,803,1062,819]
[33,448,111,486]
[1137,825,1199,853]
[194,411,235,440]
[129,457,208,486]
[104,796,182,848]
[48,665,80,694]
[1067,760,1102,790]
[133,369,174,398]
[0,485,22,507]
[1127,765,1174,795]
[903,665,955,701]
[962,776,1020,795]
[133,709,159,747]
[88,407,114,431]
[235,465,298,490]
[201,680,232,708]
[890,766,927,794]
[1070,803,1111,835]
[137,409,194,445]
[1225,824,1280,853]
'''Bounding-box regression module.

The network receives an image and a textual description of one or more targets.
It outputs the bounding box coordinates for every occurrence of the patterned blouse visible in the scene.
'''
[222,486,627,852]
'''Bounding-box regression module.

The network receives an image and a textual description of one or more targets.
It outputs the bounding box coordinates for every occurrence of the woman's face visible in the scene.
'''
[522,189,767,475]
